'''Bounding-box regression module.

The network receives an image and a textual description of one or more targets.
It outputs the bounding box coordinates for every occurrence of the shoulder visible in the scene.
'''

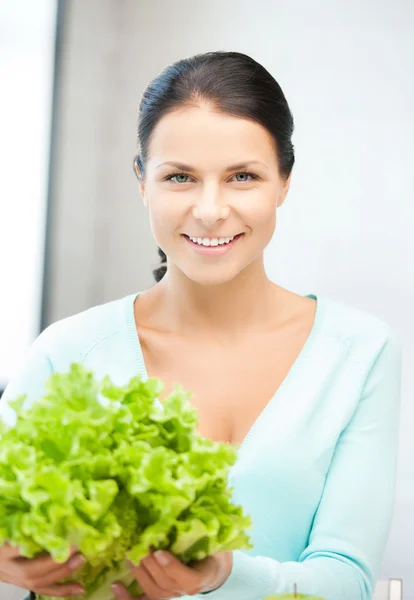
[34,292,138,368]
[0,293,141,425]
[319,293,403,369]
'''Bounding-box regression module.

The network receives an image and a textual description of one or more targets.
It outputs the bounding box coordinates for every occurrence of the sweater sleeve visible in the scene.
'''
[0,329,54,426]
[202,331,403,600]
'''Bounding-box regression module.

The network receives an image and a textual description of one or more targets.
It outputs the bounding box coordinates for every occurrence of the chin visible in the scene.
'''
[181,264,246,287]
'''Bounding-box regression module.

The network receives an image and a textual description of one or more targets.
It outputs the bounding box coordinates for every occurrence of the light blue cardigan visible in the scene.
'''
[2,291,402,600]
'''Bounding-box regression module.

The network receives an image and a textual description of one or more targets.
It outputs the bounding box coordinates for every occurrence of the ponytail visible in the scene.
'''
[153,247,167,282]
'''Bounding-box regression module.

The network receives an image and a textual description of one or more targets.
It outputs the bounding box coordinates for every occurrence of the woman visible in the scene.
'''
[0,51,402,600]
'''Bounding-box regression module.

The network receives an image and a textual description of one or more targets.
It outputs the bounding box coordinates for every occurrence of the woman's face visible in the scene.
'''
[137,104,291,286]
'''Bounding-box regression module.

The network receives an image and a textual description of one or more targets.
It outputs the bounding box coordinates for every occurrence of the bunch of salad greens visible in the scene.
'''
[0,364,252,600]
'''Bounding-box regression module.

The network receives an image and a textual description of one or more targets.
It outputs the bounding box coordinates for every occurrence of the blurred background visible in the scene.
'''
[0,0,413,598]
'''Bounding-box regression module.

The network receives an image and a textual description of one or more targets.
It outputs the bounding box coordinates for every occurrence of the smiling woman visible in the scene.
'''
[0,50,402,600]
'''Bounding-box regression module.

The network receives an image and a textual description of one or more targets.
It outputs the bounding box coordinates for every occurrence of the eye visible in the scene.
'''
[232,171,259,183]
[164,171,259,184]
[165,173,192,184]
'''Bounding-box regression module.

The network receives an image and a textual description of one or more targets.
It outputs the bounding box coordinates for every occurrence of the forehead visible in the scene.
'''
[148,105,276,166]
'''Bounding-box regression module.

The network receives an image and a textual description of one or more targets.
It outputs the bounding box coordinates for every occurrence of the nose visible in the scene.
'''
[192,188,230,226]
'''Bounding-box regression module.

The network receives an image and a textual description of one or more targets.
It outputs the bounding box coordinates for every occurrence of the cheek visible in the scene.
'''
[147,197,182,241]
[245,197,277,236]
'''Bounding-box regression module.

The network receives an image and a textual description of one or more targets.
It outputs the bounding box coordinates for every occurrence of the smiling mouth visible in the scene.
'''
[181,233,245,255]
[182,233,244,247]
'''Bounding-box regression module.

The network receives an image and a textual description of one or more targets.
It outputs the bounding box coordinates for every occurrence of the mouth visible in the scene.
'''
[181,233,244,255]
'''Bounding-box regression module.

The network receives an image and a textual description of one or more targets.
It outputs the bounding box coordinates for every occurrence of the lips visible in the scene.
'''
[183,233,243,247]
[182,233,244,256]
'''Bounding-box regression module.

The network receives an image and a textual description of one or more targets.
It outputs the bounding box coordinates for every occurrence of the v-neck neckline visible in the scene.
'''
[124,290,326,454]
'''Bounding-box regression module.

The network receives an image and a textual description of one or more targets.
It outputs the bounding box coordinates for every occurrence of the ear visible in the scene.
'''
[277,173,292,207]
[134,157,148,209]
[140,183,148,209]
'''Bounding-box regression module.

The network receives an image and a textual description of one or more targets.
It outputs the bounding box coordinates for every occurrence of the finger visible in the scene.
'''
[12,548,81,580]
[30,553,86,588]
[0,542,22,558]
[34,583,84,597]
[0,569,12,584]
[141,553,185,594]
[129,562,174,599]
[111,582,134,599]
[149,551,200,592]
[191,554,232,592]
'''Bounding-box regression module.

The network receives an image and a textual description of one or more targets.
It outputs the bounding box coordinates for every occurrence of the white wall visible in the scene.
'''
[0,0,57,388]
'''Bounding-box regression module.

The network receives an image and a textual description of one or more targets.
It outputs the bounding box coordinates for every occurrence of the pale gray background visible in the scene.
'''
[1,0,413,598]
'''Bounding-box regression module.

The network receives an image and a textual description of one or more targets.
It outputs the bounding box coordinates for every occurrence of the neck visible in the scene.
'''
[152,257,283,340]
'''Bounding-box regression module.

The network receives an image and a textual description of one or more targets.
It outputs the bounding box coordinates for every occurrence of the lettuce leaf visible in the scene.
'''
[0,364,252,599]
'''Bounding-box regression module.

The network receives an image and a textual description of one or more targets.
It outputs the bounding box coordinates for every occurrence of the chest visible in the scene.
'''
[137,315,315,445]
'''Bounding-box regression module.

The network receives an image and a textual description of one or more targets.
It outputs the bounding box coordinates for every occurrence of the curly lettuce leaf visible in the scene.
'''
[0,363,252,599]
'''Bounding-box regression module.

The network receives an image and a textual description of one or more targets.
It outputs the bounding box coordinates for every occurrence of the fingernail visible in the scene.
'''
[69,586,84,596]
[69,554,86,569]
[111,583,123,597]
[154,550,169,566]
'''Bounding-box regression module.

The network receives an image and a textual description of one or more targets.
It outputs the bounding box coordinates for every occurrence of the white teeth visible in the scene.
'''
[188,235,236,246]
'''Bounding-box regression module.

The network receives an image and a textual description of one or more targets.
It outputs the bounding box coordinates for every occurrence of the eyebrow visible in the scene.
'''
[156,160,268,171]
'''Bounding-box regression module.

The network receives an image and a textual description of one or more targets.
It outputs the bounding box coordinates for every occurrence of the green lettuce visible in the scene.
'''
[0,364,252,599]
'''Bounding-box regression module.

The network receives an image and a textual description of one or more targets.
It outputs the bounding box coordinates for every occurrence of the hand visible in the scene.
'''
[112,550,233,599]
[0,542,86,597]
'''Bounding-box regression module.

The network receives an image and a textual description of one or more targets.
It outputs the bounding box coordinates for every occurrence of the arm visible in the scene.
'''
[0,329,53,425]
[203,330,403,600]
